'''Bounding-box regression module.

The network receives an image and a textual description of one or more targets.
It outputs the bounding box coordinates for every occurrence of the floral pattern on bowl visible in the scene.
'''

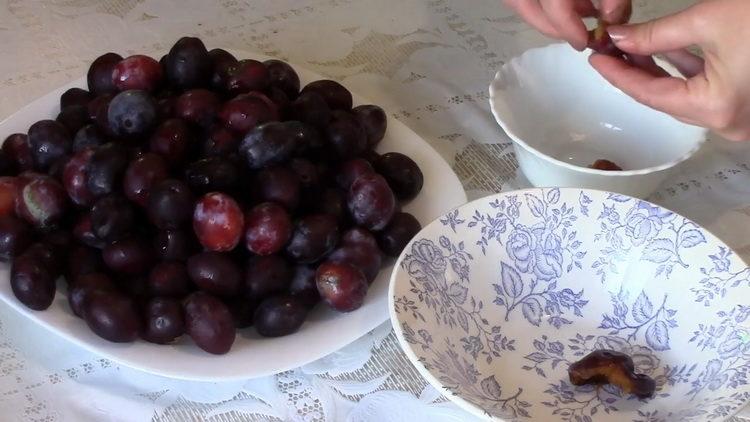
[389,188,750,421]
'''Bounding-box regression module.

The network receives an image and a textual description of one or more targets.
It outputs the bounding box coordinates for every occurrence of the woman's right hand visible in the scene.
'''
[590,0,750,141]
[503,0,633,50]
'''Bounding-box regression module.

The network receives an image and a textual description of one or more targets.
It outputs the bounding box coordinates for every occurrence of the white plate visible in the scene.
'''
[0,50,467,381]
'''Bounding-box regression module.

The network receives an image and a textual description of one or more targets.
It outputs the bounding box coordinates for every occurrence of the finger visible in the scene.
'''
[625,54,671,78]
[607,4,704,55]
[589,53,707,122]
[599,0,632,24]
[539,0,590,50]
[573,0,597,17]
[661,49,705,78]
[505,0,559,38]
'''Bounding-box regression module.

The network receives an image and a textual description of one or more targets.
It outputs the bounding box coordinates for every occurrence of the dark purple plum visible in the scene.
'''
[264,59,301,99]
[68,272,116,318]
[187,251,242,296]
[347,173,395,231]
[175,89,220,128]
[147,179,194,229]
[87,53,123,95]
[329,243,382,284]
[209,48,238,92]
[313,188,347,222]
[290,91,331,129]
[11,254,55,311]
[102,237,153,274]
[86,142,129,197]
[301,80,352,110]
[63,148,96,207]
[352,105,387,148]
[57,105,91,134]
[154,229,196,261]
[183,291,236,354]
[123,152,169,207]
[378,212,421,257]
[107,90,158,138]
[2,134,34,171]
[72,124,107,152]
[225,59,269,95]
[289,265,320,308]
[166,37,212,90]
[341,227,379,249]
[336,158,374,190]
[326,110,367,159]
[256,167,300,211]
[61,88,93,109]
[28,120,72,171]
[374,152,424,201]
[239,121,310,169]
[90,195,135,242]
[15,175,68,228]
[245,255,293,300]
[254,295,307,337]
[148,261,190,297]
[202,126,240,157]
[67,245,104,278]
[185,157,239,194]
[83,290,141,342]
[220,95,277,134]
[73,212,107,248]
[286,214,339,264]
[0,216,32,261]
[225,298,258,328]
[244,202,292,256]
[143,297,185,344]
[192,192,244,251]
[149,118,196,166]
[316,261,367,312]
[112,55,163,92]
[0,177,17,218]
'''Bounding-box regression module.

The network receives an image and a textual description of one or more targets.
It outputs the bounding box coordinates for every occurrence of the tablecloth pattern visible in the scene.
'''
[2,0,750,421]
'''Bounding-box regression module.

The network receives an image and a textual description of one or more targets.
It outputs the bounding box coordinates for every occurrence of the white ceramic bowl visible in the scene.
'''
[489,44,707,198]
[0,50,467,381]
[390,188,750,421]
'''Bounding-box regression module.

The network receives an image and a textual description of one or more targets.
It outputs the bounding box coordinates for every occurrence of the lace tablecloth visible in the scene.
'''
[2,0,750,421]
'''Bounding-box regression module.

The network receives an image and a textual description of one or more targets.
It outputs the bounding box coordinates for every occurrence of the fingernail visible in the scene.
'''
[607,26,627,42]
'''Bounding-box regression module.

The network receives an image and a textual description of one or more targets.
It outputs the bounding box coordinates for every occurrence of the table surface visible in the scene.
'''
[2,1,750,421]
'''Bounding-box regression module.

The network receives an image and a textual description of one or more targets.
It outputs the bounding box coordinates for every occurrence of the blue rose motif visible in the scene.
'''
[506,227,535,273]
[628,345,661,375]
[711,253,731,272]
[533,232,563,281]
[625,206,664,246]
[547,341,564,356]
[595,336,660,375]
[408,239,447,278]
[595,336,629,352]
[718,329,750,359]
[449,254,469,279]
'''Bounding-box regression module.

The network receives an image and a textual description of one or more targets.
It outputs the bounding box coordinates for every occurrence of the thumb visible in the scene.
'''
[607,4,703,55]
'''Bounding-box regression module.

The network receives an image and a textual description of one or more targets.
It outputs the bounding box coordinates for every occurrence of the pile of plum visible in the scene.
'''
[0,37,424,354]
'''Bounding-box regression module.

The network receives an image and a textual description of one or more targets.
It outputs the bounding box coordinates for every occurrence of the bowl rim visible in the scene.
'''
[388,186,748,422]
[488,43,708,177]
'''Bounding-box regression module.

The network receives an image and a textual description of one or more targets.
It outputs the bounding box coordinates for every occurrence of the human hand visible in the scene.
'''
[590,0,750,141]
[503,0,632,50]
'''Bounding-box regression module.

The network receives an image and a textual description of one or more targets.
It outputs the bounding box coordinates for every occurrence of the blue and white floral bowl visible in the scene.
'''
[389,188,750,421]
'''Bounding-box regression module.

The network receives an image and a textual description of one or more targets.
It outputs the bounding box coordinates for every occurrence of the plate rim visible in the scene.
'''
[389,186,749,421]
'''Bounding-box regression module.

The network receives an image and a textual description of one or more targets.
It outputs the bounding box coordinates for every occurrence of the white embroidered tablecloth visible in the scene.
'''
[2,0,750,421]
